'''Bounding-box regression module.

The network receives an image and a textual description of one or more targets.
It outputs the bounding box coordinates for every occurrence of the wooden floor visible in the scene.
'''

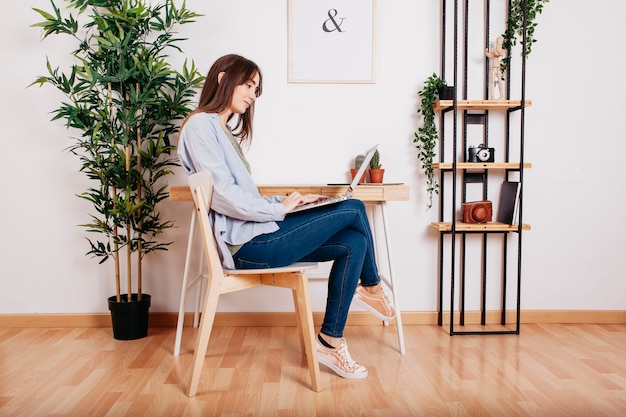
[1,323,625,417]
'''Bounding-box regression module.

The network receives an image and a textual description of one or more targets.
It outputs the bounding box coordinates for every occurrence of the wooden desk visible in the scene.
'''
[170,183,409,354]
[169,183,409,203]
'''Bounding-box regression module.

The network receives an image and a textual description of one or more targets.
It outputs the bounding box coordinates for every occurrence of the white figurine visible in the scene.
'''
[485,36,505,100]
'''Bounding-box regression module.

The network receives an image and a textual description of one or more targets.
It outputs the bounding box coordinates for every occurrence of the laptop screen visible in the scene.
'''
[347,145,378,194]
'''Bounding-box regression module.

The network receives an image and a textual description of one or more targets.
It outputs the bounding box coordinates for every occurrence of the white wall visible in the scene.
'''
[2,1,625,315]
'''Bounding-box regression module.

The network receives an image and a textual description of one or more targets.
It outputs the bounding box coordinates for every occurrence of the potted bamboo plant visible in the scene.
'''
[31,0,204,339]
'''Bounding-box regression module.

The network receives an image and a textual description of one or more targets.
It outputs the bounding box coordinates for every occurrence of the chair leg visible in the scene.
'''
[174,210,197,357]
[263,273,321,392]
[193,250,205,328]
[291,287,306,357]
[186,275,221,397]
[293,274,321,392]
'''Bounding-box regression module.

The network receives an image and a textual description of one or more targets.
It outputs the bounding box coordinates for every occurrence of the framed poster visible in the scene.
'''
[288,0,376,83]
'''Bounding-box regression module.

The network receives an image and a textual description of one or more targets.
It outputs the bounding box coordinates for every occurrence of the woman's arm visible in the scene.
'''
[179,114,286,222]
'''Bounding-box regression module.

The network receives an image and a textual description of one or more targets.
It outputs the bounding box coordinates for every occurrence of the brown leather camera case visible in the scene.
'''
[462,200,493,223]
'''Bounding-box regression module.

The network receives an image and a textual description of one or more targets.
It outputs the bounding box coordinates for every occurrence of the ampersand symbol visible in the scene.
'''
[322,9,346,33]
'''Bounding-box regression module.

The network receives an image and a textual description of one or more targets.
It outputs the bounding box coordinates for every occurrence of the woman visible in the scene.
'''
[178,54,395,380]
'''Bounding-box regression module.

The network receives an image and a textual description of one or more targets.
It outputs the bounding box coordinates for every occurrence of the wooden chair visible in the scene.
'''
[184,170,321,397]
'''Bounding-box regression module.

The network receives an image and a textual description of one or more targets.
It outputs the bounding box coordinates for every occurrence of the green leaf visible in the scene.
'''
[413,73,445,210]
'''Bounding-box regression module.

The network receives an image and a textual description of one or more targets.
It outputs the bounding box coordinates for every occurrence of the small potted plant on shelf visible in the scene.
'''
[31,0,205,340]
[438,84,455,100]
[368,149,384,183]
[350,153,366,184]
[414,73,447,209]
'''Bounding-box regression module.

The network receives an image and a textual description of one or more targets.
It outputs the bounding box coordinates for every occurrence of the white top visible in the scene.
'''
[177,112,285,268]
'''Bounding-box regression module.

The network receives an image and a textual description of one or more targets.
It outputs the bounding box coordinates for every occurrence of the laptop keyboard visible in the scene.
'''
[291,195,347,213]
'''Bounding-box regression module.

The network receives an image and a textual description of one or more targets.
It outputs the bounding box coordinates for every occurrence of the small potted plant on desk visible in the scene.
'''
[368,149,385,183]
[31,0,204,340]
[350,154,366,184]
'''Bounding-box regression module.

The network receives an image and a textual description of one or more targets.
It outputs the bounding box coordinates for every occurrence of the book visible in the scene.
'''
[497,181,521,225]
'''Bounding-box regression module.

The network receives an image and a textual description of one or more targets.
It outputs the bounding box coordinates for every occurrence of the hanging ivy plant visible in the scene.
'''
[414,73,446,210]
[500,0,549,76]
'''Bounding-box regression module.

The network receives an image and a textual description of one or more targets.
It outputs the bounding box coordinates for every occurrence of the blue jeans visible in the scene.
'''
[233,199,380,338]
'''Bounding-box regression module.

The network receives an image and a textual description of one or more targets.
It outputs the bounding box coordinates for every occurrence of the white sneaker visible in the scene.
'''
[316,337,368,379]
[353,284,396,321]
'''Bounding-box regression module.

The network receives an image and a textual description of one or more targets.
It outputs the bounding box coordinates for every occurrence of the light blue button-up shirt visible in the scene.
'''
[178,112,286,268]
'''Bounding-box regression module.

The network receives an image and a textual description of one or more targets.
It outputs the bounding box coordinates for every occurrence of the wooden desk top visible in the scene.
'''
[169,183,409,203]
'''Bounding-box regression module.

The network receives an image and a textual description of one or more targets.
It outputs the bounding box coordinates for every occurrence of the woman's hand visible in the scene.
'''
[282,192,329,212]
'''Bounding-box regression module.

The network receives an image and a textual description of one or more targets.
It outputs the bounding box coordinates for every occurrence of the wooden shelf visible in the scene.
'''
[434,162,532,170]
[433,1,531,335]
[430,222,531,232]
[433,99,532,111]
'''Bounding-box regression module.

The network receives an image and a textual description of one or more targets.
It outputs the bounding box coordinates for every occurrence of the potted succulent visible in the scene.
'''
[31,0,204,339]
[368,149,385,183]
[414,73,446,209]
[350,153,366,184]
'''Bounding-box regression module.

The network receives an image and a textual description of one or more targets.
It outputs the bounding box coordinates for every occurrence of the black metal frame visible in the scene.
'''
[436,0,528,335]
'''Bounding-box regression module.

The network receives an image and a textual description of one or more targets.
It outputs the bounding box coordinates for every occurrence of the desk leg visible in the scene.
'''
[378,202,406,354]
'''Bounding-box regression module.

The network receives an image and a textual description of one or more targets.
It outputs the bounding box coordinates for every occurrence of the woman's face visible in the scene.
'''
[230,72,260,115]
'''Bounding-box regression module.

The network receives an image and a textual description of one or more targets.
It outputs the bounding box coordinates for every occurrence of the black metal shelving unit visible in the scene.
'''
[434,0,531,335]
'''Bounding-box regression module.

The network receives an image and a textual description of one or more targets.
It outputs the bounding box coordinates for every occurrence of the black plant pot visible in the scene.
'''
[108,293,151,340]
[439,86,455,100]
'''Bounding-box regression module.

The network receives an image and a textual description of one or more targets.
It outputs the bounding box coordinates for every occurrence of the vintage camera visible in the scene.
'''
[462,200,493,223]
[468,144,495,162]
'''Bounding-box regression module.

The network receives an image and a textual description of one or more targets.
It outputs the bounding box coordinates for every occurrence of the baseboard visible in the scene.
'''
[1,310,625,328]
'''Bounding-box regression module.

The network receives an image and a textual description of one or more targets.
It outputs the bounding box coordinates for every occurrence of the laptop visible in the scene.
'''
[289,145,378,214]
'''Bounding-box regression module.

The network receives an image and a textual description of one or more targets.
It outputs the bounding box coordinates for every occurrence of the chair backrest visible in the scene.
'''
[188,170,213,211]
[188,170,225,278]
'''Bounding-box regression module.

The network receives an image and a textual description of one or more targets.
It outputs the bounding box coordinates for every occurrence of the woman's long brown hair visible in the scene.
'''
[186,54,263,143]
